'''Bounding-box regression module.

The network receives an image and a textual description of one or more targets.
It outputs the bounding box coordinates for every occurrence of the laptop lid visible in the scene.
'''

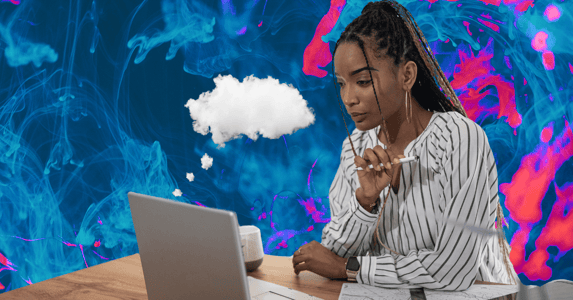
[128,192,250,300]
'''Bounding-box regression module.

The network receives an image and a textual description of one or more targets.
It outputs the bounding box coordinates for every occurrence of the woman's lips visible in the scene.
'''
[351,113,367,121]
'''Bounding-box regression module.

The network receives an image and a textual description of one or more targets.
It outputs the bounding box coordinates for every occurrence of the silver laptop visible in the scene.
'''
[128,192,315,300]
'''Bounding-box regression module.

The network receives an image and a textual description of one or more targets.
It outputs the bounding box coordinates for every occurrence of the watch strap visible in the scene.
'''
[345,256,360,282]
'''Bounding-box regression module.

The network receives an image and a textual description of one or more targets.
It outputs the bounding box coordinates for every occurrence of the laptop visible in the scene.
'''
[128,192,318,300]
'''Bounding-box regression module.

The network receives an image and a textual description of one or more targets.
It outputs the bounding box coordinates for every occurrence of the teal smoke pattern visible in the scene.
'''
[0,0,572,294]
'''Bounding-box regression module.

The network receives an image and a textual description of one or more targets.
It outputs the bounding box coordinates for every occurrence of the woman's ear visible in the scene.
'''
[402,60,417,91]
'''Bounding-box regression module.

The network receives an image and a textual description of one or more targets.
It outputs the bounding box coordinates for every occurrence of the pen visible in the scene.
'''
[356,156,419,171]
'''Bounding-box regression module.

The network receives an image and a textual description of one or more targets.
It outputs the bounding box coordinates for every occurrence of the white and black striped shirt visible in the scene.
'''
[321,111,518,291]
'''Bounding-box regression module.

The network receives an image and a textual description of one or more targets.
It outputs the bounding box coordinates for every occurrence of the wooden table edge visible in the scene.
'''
[1,253,511,300]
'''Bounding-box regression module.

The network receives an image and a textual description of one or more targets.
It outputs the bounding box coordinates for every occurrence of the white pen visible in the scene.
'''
[356,156,419,171]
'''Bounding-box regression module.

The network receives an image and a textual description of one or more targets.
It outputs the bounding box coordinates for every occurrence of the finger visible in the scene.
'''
[293,244,308,258]
[372,145,391,170]
[363,148,381,171]
[390,151,407,167]
[294,260,310,275]
[385,149,407,167]
[383,147,402,167]
[292,254,306,268]
[354,155,371,172]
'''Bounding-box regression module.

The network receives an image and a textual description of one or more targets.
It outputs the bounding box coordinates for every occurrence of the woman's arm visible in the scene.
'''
[320,143,385,258]
[354,121,495,291]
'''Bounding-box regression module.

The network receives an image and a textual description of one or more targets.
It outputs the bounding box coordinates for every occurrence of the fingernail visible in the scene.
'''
[386,162,392,169]
[376,165,381,171]
[393,158,400,164]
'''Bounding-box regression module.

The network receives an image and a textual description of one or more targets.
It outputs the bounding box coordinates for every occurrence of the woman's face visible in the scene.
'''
[334,41,404,131]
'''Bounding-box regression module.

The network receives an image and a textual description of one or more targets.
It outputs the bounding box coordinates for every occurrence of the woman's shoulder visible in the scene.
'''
[427,111,492,172]
[431,110,489,144]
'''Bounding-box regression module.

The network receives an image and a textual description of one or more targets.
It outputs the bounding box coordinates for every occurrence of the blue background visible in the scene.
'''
[0,0,572,293]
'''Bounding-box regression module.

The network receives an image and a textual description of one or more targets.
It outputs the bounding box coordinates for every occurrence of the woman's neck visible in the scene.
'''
[377,98,433,150]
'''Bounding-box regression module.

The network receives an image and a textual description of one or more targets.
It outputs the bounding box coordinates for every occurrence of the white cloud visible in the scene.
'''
[184,74,315,148]
[172,189,182,197]
[201,153,213,170]
[186,172,195,182]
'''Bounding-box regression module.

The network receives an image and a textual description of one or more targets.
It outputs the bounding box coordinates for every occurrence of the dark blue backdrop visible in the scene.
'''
[1,0,572,293]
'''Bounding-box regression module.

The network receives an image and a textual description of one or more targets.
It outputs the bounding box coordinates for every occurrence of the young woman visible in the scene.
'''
[292,0,518,291]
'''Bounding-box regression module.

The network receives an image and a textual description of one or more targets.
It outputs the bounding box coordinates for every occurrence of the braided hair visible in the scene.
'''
[331,0,516,285]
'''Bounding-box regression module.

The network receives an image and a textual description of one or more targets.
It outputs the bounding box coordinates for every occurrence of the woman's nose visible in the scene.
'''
[342,88,358,107]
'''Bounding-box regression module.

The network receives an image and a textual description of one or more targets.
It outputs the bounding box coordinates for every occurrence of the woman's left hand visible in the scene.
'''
[292,241,347,279]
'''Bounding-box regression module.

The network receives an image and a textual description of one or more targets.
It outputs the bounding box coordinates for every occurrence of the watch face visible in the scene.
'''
[347,257,360,271]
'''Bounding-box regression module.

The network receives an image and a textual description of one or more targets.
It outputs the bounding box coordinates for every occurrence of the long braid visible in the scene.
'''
[392,2,468,117]
[333,28,402,256]
[332,0,516,284]
[332,51,359,157]
[358,38,401,256]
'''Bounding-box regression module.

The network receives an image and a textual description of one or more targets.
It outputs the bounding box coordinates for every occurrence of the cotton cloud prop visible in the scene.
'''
[186,172,195,182]
[184,75,315,148]
[172,189,182,197]
[201,153,213,170]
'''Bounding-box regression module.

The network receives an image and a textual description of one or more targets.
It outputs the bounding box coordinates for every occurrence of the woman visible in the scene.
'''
[291,0,518,291]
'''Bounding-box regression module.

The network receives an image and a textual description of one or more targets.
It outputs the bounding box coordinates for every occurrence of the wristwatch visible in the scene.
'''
[345,256,360,282]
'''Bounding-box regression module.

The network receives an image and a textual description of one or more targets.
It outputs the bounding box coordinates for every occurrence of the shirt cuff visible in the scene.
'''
[350,190,381,222]
[356,256,376,286]
[357,255,413,287]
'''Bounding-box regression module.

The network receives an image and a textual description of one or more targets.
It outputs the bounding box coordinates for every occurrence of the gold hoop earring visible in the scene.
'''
[405,91,411,124]
[408,90,413,123]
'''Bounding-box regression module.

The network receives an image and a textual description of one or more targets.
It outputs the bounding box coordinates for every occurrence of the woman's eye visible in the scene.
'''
[337,82,344,87]
[358,80,371,86]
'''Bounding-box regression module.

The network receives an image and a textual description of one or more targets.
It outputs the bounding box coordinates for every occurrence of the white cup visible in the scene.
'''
[239,225,264,271]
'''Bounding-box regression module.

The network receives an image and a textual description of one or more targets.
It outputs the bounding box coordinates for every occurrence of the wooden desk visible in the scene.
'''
[1,253,506,300]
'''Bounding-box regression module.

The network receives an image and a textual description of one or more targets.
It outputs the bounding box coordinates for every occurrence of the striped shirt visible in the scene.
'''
[321,111,519,291]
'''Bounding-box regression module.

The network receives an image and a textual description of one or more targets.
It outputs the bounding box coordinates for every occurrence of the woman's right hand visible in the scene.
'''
[353,146,405,204]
